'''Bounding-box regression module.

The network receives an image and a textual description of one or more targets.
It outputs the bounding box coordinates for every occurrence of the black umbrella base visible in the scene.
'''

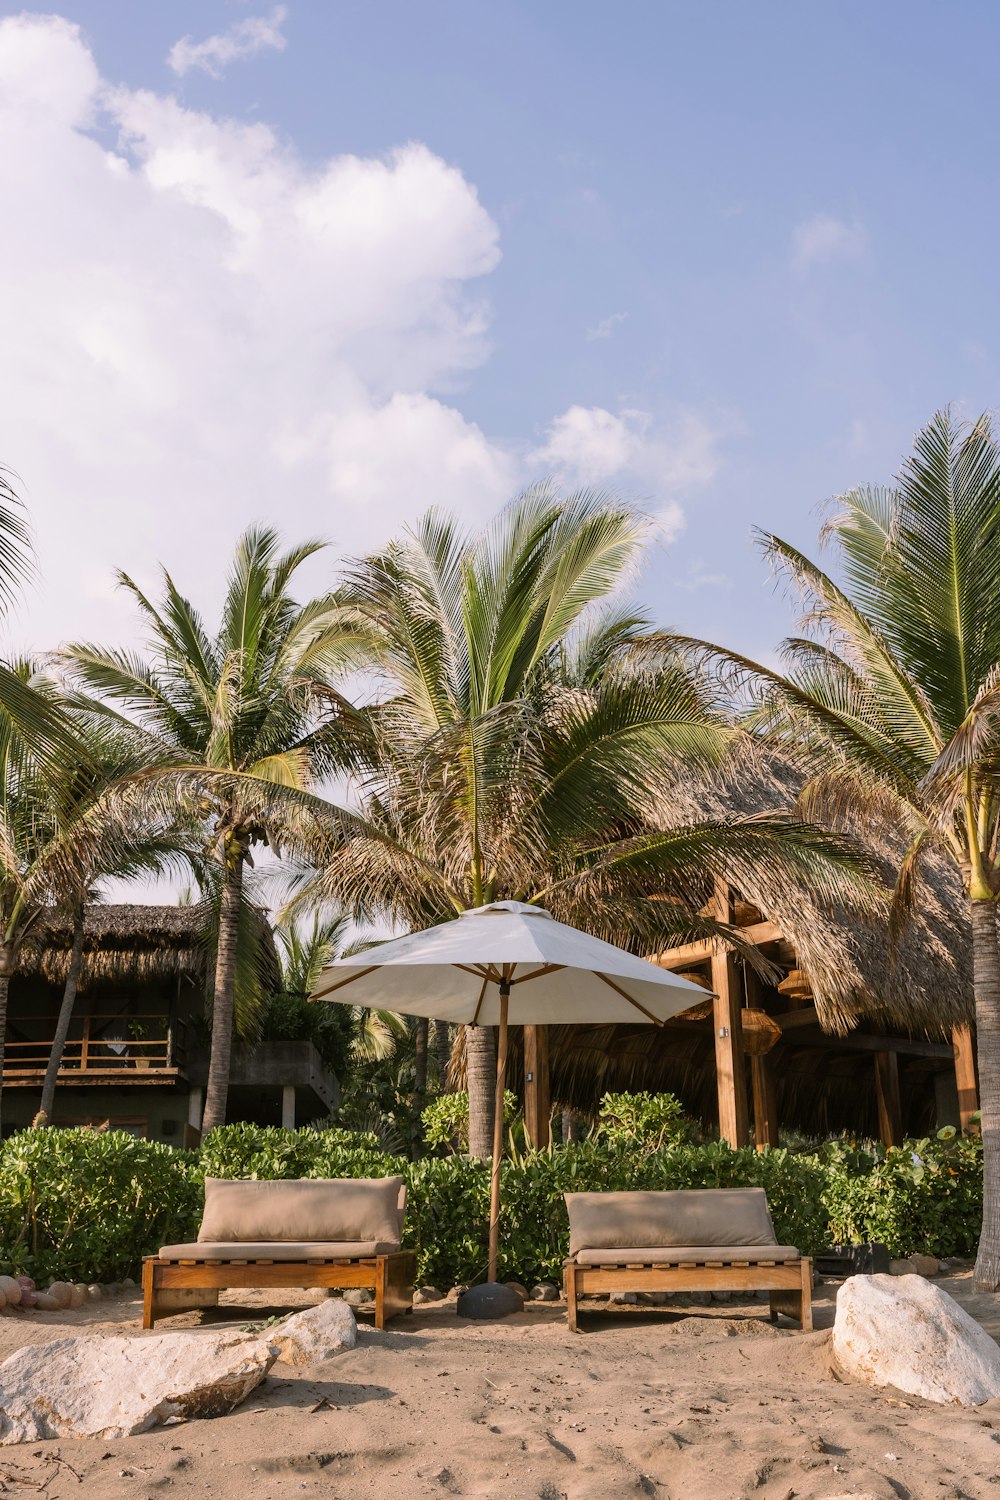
[456,1282,524,1319]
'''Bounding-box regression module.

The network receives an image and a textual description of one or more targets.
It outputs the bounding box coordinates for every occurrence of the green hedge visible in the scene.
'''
[0,1124,984,1287]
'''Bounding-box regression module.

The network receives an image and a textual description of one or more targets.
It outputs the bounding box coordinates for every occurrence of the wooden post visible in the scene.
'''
[952,1023,979,1130]
[874,1050,903,1146]
[523,1024,550,1149]
[487,981,509,1285]
[750,1055,779,1150]
[711,882,749,1148]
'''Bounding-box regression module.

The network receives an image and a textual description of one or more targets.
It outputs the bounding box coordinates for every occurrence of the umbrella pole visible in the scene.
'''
[487,982,509,1284]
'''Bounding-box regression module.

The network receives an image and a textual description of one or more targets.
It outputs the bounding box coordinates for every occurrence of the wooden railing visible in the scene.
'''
[3,1014,183,1077]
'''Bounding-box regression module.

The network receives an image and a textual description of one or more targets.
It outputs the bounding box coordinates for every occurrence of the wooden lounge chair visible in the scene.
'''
[562,1187,812,1332]
[143,1175,416,1331]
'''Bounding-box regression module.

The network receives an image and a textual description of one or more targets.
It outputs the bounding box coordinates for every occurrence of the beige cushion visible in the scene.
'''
[565,1188,779,1257]
[575,1244,800,1265]
[159,1240,391,1261]
[198,1176,404,1247]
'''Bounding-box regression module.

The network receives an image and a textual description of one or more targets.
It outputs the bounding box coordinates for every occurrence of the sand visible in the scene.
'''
[0,1276,998,1499]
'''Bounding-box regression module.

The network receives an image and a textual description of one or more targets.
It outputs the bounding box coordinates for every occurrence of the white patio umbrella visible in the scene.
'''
[311,901,709,1292]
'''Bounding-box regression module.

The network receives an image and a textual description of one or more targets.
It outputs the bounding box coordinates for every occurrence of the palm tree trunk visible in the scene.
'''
[201,855,244,1135]
[465,1022,496,1158]
[412,1017,429,1158]
[434,1019,451,1087]
[39,912,85,1125]
[0,959,11,1136]
[972,897,1000,1290]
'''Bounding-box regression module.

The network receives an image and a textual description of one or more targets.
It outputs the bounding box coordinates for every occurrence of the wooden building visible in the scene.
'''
[2,905,339,1141]
[521,757,977,1147]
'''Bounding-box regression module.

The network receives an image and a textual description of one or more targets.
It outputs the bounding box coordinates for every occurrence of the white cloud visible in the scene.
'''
[673,557,729,592]
[586,311,628,342]
[530,405,722,540]
[790,213,868,275]
[0,13,514,650]
[168,5,287,79]
[0,13,726,659]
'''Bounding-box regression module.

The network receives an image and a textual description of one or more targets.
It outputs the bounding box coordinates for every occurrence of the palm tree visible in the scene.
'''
[667,409,1000,1290]
[37,716,190,1123]
[63,529,364,1132]
[286,489,875,1156]
[0,669,176,1129]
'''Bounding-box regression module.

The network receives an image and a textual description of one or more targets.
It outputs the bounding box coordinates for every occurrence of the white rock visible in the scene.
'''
[32,1294,61,1312]
[832,1273,1000,1407]
[67,1287,85,1309]
[0,1280,20,1308]
[0,1331,276,1443]
[270,1300,357,1366]
[889,1257,915,1275]
[47,1283,74,1309]
[342,1288,369,1307]
[85,1285,103,1303]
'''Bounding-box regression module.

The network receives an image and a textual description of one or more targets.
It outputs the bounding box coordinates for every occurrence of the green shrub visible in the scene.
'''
[594,1091,690,1150]
[0,1123,982,1288]
[422,1091,518,1153]
[0,1129,201,1283]
[822,1131,983,1257]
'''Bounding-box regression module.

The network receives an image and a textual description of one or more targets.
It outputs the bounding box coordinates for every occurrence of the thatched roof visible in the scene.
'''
[17,904,280,991]
[650,751,972,1039]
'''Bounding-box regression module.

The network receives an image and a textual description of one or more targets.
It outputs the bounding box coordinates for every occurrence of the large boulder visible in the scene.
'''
[0,1331,277,1443]
[833,1273,1000,1406]
[271,1299,357,1366]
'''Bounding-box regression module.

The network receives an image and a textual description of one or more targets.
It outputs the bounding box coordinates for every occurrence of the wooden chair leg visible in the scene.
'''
[142,1260,156,1330]
[374,1258,386,1330]
[564,1261,579,1332]
[799,1257,813,1332]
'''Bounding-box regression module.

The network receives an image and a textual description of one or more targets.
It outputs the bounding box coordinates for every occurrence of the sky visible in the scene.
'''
[1,0,999,668]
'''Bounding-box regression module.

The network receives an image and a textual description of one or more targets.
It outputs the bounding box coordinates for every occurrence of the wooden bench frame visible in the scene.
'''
[563,1253,813,1332]
[142,1249,417,1331]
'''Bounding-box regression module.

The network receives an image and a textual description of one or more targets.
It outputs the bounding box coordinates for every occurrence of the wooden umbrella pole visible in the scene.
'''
[487,983,509,1283]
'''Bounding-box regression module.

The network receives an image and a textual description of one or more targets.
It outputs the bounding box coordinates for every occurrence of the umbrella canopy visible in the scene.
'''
[311,901,711,1293]
[310,901,708,1022]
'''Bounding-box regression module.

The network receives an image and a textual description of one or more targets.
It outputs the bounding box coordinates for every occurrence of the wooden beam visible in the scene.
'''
[952,1023,979,1130]
[874,1051,903,1147]
[750,1055,779,1151]
[523,1024,550,1149]
[777,1029,954,1060]
[652,921,783,971]
[710,881,749,1148]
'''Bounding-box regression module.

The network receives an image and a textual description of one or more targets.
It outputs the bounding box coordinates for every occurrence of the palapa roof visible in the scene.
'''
[649,750,972,1039]
[17,903,280,991]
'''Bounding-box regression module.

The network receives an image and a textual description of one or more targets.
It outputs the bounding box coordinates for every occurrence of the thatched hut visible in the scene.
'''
[2,904,335,1141]
[529,754,975,1146]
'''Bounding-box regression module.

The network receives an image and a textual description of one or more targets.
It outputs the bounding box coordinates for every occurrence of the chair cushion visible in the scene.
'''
[198,1176,404,1248]
[574,1244,801,1265]
[565,1187,779,1257]
[159,1240,392,1261]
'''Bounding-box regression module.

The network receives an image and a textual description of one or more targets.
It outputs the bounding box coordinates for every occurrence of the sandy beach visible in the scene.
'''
[0,1276,997,1499]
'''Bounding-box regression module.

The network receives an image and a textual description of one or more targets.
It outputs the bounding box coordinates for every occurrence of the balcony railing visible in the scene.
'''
[3,1014,185,1084]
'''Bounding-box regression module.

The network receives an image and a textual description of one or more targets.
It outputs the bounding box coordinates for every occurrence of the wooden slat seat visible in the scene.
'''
[143,1178,416,1332]
[563,1188,812,1332]
[142,1247,416,1331]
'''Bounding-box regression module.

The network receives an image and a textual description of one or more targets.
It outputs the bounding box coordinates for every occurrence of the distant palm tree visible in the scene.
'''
[64,529,365,1132]
[36,715,190,1124]
[669,409,1000,1290]
[287,490,874,1157]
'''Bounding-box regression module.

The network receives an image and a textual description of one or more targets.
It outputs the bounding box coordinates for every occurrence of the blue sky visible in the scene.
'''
[1,1,997,661]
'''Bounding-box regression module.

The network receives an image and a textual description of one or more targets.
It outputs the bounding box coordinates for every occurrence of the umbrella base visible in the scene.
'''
[456,1282,524,1319]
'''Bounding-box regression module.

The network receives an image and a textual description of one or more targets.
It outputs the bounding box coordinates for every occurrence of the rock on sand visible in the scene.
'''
[0,1330,276,1443]
[271,1298,358,1365]
[832,1272,1000,1406]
